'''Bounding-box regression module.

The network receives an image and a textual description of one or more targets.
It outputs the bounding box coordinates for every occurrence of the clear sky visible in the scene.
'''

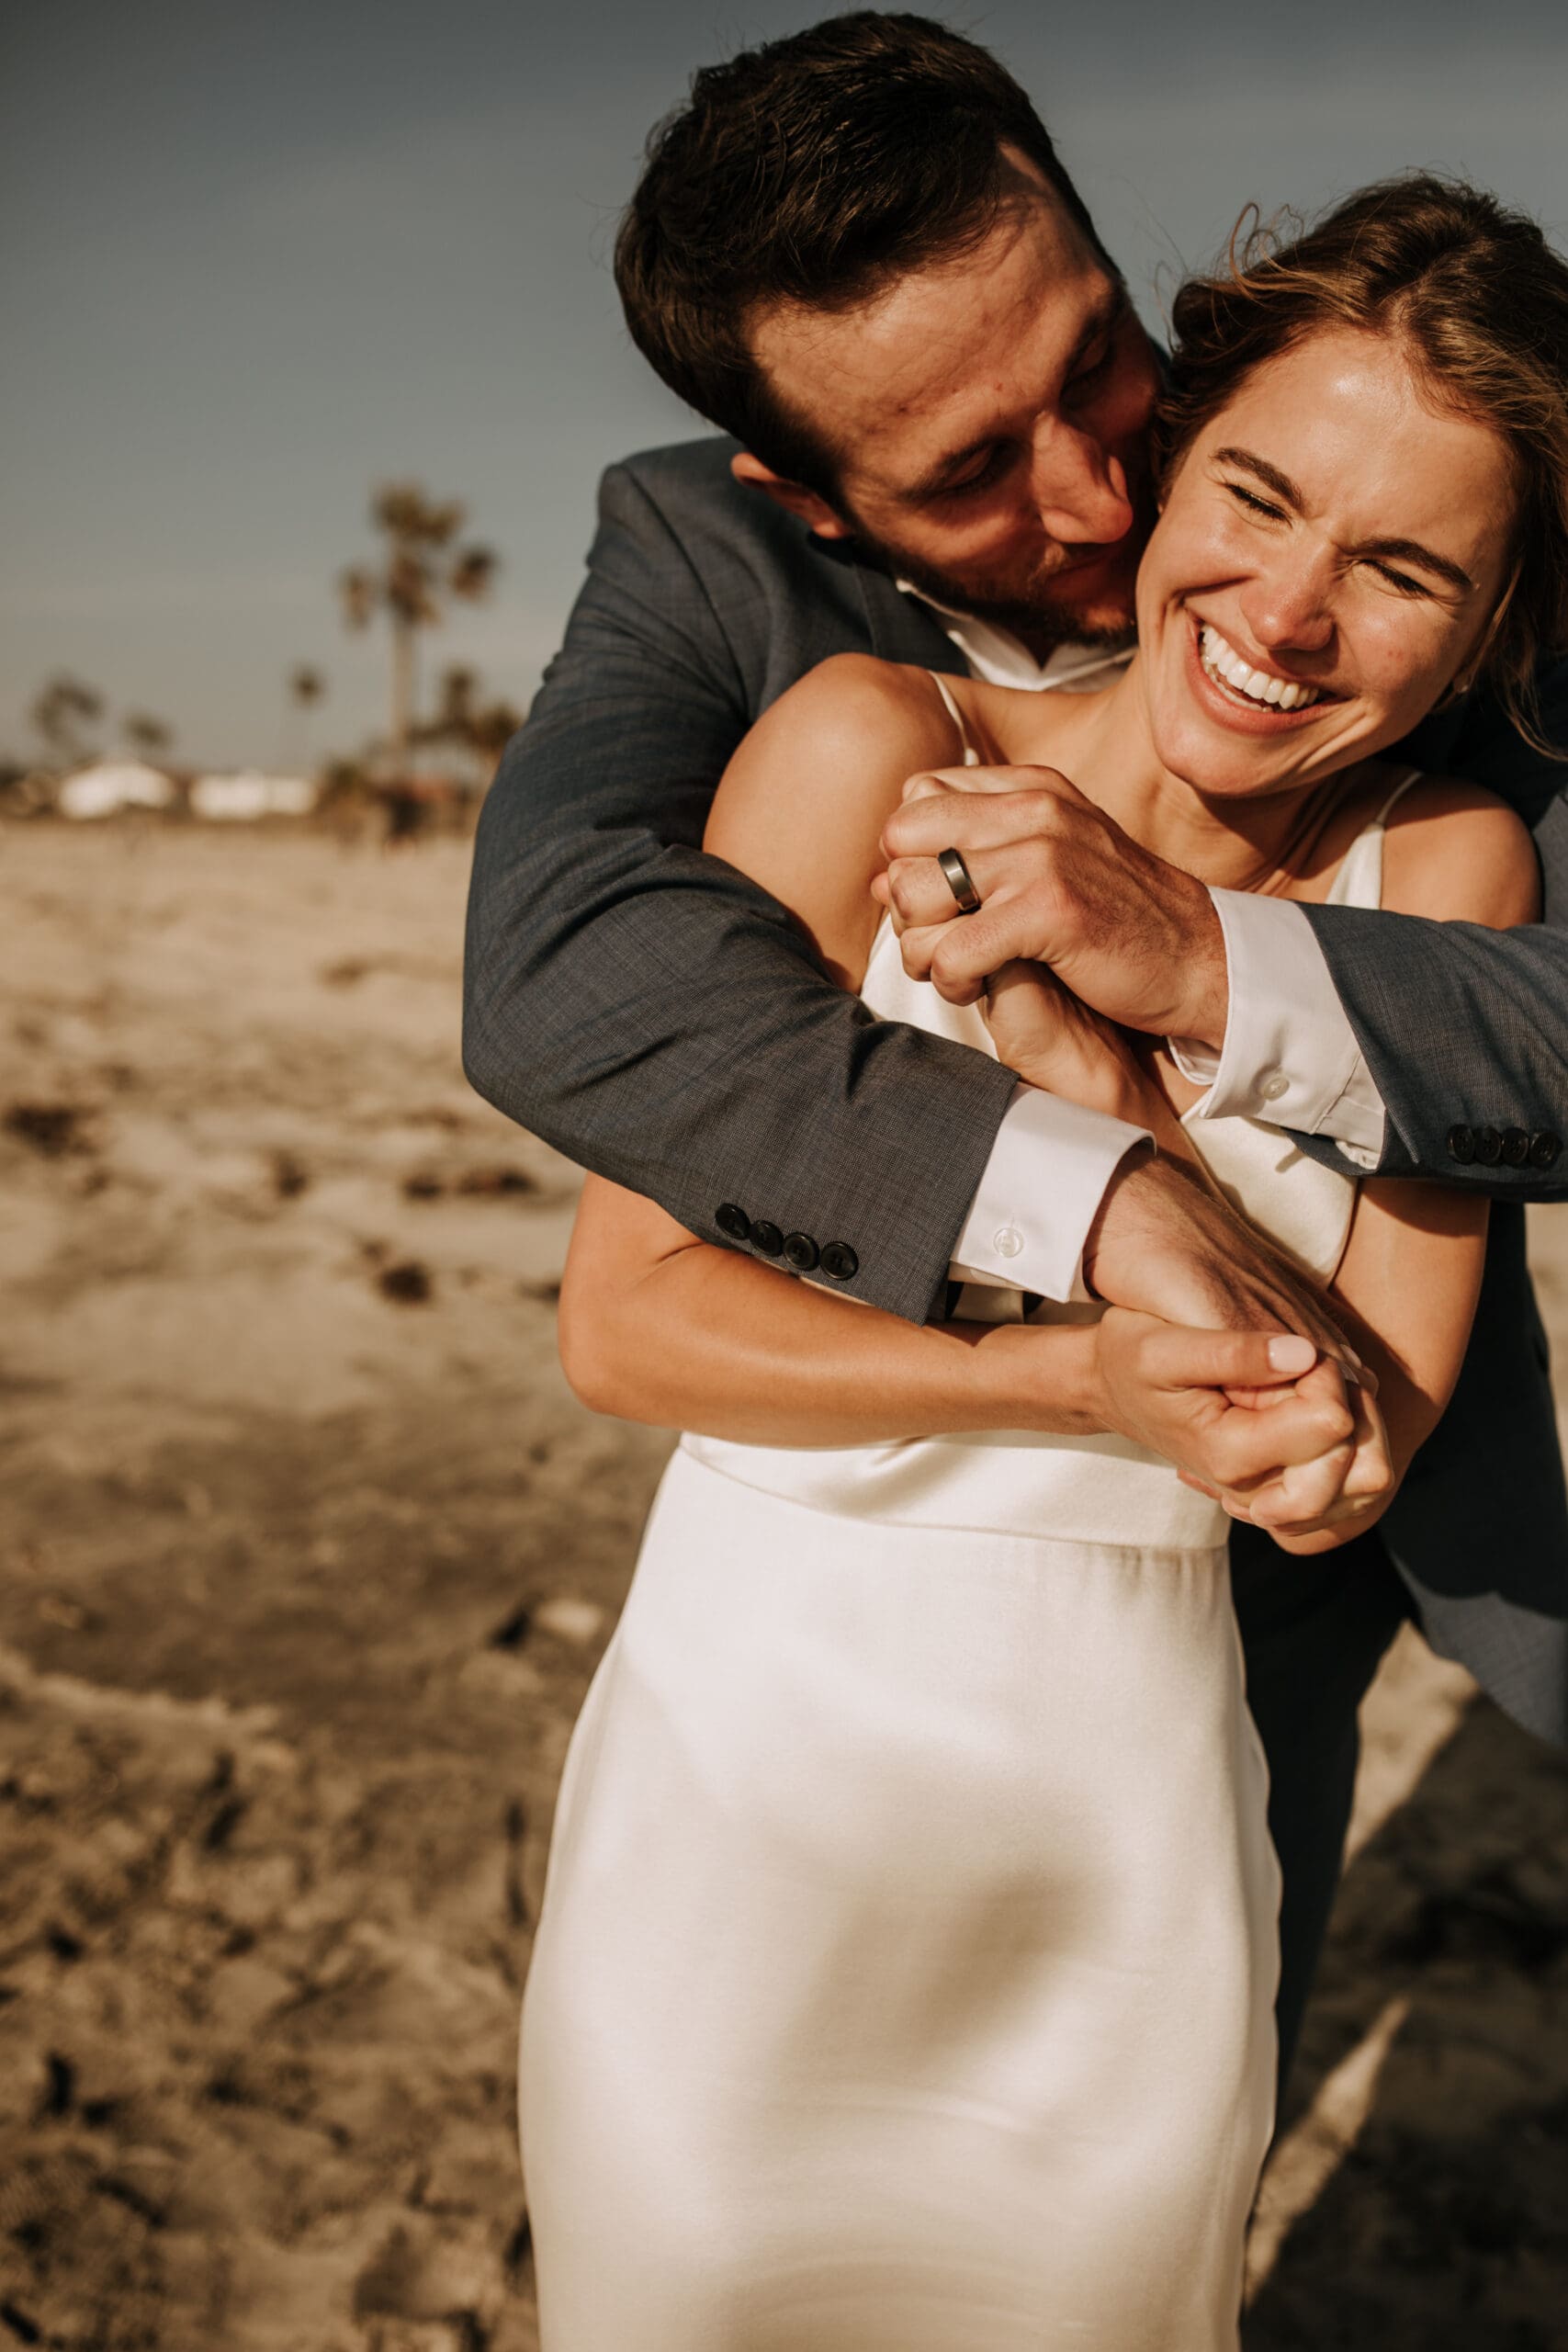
[5,0,1565,768]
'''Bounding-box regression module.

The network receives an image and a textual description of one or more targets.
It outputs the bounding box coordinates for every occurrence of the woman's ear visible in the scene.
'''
[730,452,853,540]
[1443,558,1521,707]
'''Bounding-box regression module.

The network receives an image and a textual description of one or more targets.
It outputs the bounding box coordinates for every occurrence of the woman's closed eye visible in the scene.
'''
[1224,480,1288,524]
[1223,480,1434,598]
[1363,560,1430,598]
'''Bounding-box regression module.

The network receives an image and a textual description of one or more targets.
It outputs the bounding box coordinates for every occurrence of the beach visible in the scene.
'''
[2,820,1564,2350]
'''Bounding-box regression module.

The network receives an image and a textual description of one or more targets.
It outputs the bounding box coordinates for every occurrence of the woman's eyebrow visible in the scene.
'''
[1214,445,1475,592]
[1356,534,1475,594]
[1213,446,1304,507]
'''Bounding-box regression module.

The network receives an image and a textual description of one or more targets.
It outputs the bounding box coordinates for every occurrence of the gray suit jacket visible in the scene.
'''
[464,435,1568,1743]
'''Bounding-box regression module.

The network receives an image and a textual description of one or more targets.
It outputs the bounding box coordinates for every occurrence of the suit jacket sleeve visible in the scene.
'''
[1297,655,1568,1199]
[462,456,1020,1324]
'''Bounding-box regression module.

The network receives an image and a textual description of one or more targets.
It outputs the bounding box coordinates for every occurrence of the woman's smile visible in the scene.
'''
[1132,324,1515,805]
[1194,618,1327,712]
[1183,611,1340,736]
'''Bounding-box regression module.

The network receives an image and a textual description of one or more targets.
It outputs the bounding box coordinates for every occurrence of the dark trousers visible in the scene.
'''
[1229,1524,1412,2105]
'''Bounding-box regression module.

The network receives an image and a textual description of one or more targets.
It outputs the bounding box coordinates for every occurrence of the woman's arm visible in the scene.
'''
[559,1172,1102,1445]
[558,654,1107,1446]
[558,655,1354,1487]
[558,1170,1352,1488]
[1266,777,1542,1555]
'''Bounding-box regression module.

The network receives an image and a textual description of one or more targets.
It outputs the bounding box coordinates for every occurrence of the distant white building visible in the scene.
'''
[190,770,318,820]
[57,761,176,819]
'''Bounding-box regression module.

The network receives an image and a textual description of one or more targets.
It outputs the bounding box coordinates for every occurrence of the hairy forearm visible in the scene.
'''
[1265,1180,1487,1556]
[559,1233,1105,1447]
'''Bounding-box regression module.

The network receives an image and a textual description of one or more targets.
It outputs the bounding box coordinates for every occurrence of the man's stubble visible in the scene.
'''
[833,483,1152,655]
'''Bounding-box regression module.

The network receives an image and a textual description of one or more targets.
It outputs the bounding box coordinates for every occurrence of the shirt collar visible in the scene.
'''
[894,577,1133,695]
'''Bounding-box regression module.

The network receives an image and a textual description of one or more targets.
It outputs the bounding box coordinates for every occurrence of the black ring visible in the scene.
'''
[937,846,982,915]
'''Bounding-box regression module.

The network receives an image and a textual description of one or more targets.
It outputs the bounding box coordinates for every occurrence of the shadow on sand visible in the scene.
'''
[1245,1694,1568,2348]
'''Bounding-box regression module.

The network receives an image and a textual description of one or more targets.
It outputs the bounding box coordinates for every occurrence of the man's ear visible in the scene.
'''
[729,451,853,540]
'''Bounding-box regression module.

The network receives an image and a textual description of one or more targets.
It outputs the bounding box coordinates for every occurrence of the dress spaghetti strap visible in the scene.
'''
[1325,766,1426,911]
[1371,764,1425,830]
[928,672,981,766]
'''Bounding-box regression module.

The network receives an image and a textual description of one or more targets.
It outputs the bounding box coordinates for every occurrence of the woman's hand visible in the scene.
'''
[1090,1308,1363,1500]
[979,958,1191,1151]
[1176,1363,1396,1551]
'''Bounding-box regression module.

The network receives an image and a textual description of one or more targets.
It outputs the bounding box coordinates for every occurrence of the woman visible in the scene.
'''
[522,178,1565,2348]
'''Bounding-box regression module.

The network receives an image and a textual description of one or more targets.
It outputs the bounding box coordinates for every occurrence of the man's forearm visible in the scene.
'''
[1170,889,1384,1152]
[948,1083,1151,1301]
[466,756,1021,1323]
[1298,899,1568,1196]
[466,458,1025,1326]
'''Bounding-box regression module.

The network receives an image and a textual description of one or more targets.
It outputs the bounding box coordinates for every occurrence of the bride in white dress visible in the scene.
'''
[519,188,1555,2350]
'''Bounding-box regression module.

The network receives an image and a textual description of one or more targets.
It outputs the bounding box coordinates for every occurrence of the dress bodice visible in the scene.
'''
[684,741,1420,1551]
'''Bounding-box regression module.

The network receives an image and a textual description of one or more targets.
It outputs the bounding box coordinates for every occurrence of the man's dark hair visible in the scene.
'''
[614,12,1105,500]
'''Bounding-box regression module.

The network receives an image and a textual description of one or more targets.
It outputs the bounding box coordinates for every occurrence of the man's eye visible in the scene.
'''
[1224,481,1287,522]
[1064,345,1112,404]
[944,447,1012,498]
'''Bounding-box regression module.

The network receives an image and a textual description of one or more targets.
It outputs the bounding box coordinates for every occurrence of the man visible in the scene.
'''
[464,11,1568,2083]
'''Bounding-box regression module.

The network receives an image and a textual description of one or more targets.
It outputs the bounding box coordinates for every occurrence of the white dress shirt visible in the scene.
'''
[897,593,1389,1297]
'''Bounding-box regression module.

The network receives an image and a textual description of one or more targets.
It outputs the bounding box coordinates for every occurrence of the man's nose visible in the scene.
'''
[1031,425,1136,549]
[1239,558,1336,657]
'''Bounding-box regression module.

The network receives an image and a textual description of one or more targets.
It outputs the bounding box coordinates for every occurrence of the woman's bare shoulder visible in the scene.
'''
[705,654,964,987]
[709,654,960,837]
[1381,768,1541,929]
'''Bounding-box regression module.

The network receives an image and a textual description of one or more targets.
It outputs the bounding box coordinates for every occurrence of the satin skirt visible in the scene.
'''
[519,1446,1280,2351]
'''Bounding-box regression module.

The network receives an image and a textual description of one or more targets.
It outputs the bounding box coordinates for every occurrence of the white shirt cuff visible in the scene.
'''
[950,1084,1152,1305]
[1168,888,1387,1160]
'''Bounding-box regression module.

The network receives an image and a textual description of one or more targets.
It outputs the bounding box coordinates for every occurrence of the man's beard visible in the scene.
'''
[833,486,1151,653]
[876,537,1138,650]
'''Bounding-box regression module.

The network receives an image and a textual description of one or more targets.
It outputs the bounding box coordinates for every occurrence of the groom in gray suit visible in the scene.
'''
[464,13,1568,2086]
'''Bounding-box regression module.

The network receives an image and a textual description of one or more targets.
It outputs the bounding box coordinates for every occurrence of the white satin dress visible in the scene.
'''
[519,731,1420,2352]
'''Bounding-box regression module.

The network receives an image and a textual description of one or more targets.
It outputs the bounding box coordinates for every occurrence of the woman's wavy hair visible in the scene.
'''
[1159,174,1568,753]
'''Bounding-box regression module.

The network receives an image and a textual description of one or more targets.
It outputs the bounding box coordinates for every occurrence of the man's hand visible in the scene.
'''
[874,764,1229,1049]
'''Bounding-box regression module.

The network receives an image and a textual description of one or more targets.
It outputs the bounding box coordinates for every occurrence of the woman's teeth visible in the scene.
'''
[1198,623,1322,712]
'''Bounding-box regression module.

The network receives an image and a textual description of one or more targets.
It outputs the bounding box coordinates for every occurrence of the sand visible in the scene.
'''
[1,820,1564,2351]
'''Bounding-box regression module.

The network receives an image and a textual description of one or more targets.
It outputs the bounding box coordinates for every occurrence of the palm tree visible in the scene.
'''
[467,695,525,780]
[429,662,478,740]
[420,662,523,784]
[30,675,105,766]
[123,711,174,763]
[339,485,498,763]
[288,664,326,770]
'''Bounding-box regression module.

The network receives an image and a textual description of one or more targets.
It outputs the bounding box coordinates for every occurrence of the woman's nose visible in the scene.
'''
[1032,428,1136,549]
[1240,562,1336,656]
